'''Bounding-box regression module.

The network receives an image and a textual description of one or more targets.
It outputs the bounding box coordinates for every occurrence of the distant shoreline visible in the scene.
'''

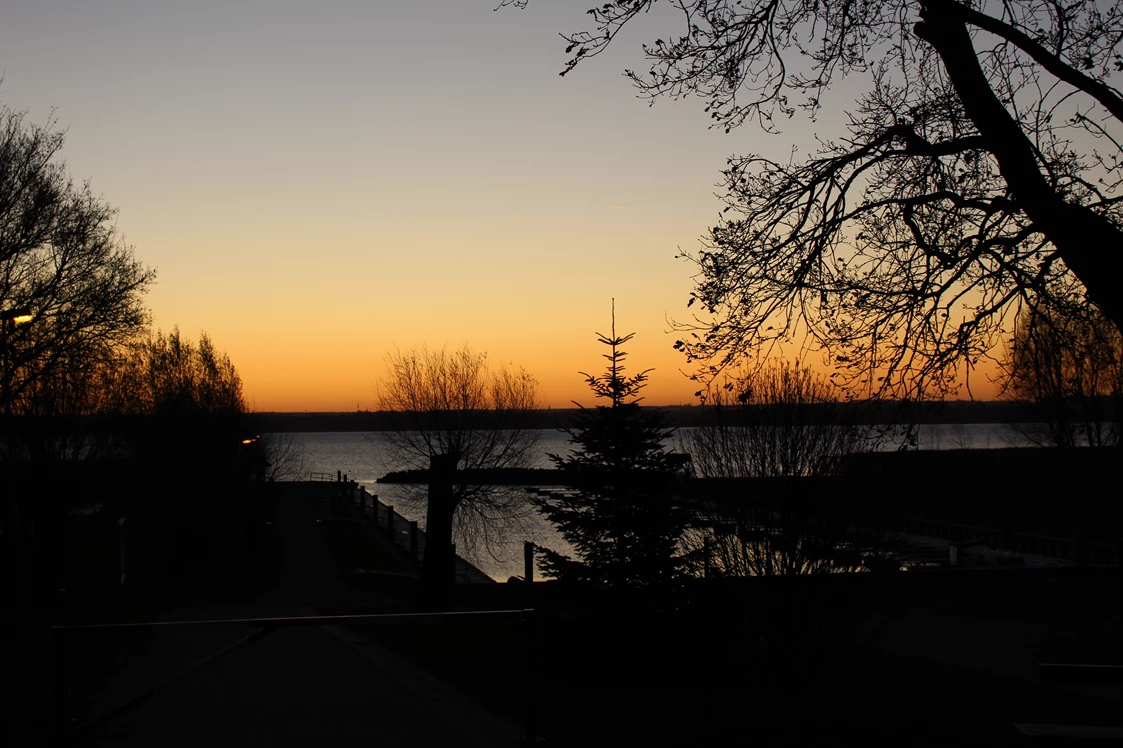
[246,400,1076,432]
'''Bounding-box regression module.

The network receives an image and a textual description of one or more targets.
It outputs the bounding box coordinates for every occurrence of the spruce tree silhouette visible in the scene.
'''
[536,302,690,592]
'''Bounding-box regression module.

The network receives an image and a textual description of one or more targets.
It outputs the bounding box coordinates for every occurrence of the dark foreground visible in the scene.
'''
[3,481,1119,747]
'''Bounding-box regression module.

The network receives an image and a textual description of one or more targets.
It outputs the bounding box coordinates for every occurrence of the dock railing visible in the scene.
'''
[335,482,491,584]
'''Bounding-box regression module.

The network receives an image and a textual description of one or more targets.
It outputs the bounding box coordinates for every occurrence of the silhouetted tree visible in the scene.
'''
[114,328,245,417]
[677,362,887,685]
[0,101,154,422]
[13,350,125,462]
[9,327,247,463]
[111,328,251,584]
[9,327,251,613]
[505,0,1123,397]
[1002,300,1122,447]
[682,361,864,481]
[2,100,153,617]
[378,345,541,607]
[679,361,880,576]
[536,308,691,590]
[106,328,246,465]
[258,432,307,482]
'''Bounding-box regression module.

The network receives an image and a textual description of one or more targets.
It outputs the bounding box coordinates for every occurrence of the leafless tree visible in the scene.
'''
[258,432,307,482]
[681,360,866,481]
[505,0,1123,397]
[114,328,246,418]
[9,326,248,461]
[378,345,541,598]
[675,361,888,681]
[2,100,153,612]
[1001,299,1122,447]
[678,361,879,576]
[10,350,126,461]
[1,101,154,421]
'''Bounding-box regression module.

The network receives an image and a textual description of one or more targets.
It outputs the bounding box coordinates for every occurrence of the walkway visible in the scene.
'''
[57,485,521,747]
[80,623,517,747]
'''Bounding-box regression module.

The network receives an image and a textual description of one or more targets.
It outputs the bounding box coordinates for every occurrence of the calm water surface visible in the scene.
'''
[277,424,1034,580]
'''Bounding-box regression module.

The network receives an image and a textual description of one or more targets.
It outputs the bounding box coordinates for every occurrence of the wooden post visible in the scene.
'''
[524,541,534,584]
[421,453,457,610]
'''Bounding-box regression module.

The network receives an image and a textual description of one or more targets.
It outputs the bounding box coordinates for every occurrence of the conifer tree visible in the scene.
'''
[536,304,690,588]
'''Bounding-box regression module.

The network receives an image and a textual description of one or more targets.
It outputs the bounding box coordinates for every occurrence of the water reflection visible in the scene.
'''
[278,424,1038,580]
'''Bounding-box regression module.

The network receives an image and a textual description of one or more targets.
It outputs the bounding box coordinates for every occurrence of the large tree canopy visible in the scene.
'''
[1,102,154,413]
[508,0,1123,396]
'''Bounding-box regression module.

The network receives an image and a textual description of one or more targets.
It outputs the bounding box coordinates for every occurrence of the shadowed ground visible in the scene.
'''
[6,481,1118,747]
[42,485,520,747]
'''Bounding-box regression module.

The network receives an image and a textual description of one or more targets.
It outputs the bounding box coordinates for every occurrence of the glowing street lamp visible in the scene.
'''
[0,307,34,325]
[2,305,33,630]
[1,307,33,322]
[2,306,34,411]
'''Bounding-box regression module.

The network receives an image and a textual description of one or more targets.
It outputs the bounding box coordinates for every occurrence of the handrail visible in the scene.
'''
[344,485,493,584]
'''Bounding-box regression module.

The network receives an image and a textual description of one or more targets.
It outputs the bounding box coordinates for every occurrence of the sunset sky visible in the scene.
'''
[2,1,1002,410]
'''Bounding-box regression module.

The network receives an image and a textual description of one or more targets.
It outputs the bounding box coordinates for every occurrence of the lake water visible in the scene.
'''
[275,423,1037,580]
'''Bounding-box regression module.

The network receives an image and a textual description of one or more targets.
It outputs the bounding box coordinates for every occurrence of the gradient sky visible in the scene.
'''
[2,1,1003,410]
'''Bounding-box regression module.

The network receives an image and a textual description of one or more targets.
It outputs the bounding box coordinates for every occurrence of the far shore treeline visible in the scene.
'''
[245,399,1082,433]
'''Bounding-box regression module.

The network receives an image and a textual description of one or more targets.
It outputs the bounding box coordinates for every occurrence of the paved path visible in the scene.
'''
[60,487,521,747]
[82,623,517,747]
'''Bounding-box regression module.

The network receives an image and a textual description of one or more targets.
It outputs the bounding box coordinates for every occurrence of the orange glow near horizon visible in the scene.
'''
[0,2,1014,412]
[232,328,711,412]
[230,333,1006,413]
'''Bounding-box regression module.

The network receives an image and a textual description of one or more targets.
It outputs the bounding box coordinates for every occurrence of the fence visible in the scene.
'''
[329,478,493,585]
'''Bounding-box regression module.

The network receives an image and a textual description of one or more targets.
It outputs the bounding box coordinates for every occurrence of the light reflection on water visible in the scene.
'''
[278,424,1035,580]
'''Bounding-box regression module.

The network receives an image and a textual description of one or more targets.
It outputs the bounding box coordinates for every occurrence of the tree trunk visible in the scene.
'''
[916,0,1123,332]
[420,453,458,611]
